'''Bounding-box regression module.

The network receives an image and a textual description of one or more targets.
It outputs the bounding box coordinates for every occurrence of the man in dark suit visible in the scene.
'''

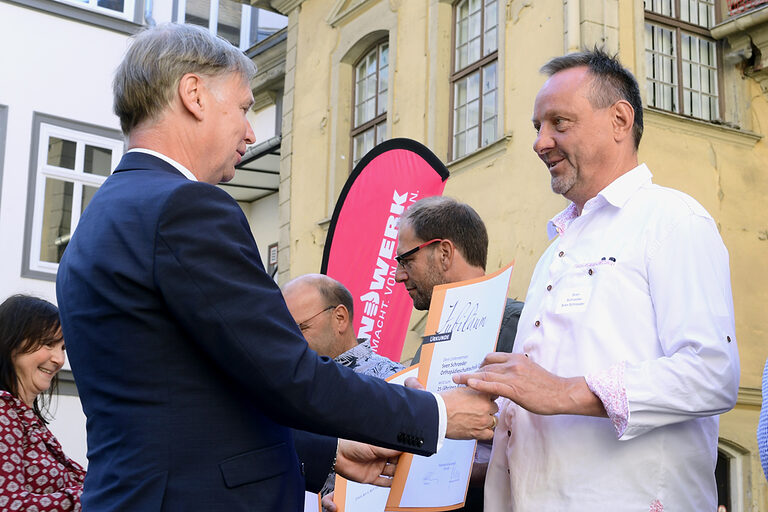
[56,24,497,511]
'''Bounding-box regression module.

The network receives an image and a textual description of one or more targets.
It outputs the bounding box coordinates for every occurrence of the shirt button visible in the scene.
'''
[546,285,552,291]
[534,320,541,327]
[727,336,732,343]
[558,251,564,257]
[507,430,511,437]
[588,268,593,275]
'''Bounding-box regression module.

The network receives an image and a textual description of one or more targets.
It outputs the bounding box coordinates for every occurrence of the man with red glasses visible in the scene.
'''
[394,196,523,512]
[395,196,523,361]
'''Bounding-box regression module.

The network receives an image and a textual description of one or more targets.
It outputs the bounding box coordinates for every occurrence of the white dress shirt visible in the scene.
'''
[485,164,740,511]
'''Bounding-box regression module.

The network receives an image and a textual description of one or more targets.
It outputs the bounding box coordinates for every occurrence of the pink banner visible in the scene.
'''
[322,139,449,362]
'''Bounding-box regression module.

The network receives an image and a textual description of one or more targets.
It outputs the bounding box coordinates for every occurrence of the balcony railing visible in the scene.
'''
[728,0,768,16]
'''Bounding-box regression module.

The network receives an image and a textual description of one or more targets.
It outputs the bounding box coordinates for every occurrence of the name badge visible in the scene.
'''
[555,286,592,313]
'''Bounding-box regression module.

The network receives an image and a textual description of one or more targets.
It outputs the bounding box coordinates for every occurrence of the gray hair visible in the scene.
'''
[113,23,257,135]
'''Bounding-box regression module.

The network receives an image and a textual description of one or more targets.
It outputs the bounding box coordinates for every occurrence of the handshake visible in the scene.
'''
[411,376,499,441]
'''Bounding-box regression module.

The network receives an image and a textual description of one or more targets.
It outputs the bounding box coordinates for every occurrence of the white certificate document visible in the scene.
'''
[332,366,419,512]
[304,491,320,512]
[385,263,514,511]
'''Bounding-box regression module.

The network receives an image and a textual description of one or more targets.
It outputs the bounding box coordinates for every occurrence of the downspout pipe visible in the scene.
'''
[144,0,156,27]
[566,0,581,53]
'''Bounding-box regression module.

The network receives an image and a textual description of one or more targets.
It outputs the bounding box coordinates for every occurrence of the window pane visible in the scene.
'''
[680,32,718,120]
[375,121,387,145]
[467,100,479,130]
[484,1,498,55]
[482,57,498,144]
[217,0,243,47]
[378,92,387,116]
[47,137,77,170]
[483,91,496,121]
[457,19,468,47]
[679,0,715,28]
[354,44,388,129]
[455,80,468,107]
[353,133,365,167]
[353,128,377,167]
[467,72,480,101]
[485,0,497,29]
[646,0,674,17]
[454,132,466,160]
[645,22,678,113]
[469,37,481,63]
[469,11,481,40]
[483,62,497,97]
[482,117,496,145]
[466,126,479,153]
[365,98,375,123]
[84,145,112,177]
[82,185,99,214]
[457,43,469,71]
[185,0,211,28]
[97,0,125,12]
[455,105,467,133]
[40,179,73,264]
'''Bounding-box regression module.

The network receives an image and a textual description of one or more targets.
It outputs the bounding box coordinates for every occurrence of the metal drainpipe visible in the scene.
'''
[144,0,156,27]
[566,0,581,53]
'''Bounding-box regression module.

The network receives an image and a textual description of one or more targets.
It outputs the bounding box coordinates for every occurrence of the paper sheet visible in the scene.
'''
[385,263,514,511]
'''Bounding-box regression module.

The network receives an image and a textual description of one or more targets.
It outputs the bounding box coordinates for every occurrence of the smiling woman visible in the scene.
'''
[0,295,85,511]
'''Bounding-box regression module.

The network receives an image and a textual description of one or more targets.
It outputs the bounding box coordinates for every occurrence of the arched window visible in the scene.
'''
[715,440,747,512]
[451,0,498,160]
[351,41,389,168]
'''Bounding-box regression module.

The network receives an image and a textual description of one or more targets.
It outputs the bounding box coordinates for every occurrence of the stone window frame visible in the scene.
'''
[22,113,123,281]
[644,0,726,122]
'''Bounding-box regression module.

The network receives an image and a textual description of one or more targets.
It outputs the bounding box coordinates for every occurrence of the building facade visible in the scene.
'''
[251,0,768,509]
[0,0,286,465]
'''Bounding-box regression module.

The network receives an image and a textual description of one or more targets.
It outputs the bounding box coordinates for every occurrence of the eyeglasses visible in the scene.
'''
[394,238,443,268]
[296,305,336,332]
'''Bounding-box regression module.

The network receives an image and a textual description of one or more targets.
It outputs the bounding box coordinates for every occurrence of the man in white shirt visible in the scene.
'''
[455,48,740,511]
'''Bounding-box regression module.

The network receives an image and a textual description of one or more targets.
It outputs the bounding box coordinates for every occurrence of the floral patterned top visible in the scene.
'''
[0,391,85,511]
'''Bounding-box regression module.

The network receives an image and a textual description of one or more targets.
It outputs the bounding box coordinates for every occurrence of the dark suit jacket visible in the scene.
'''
[56,152,439,511]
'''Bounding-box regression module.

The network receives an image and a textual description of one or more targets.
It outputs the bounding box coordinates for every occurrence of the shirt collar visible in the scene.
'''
[546,163,652,239]
[127,148,198,182]
[334,340,373,367]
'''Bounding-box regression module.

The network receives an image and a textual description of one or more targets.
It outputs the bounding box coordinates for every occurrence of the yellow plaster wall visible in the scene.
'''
[285,0,768,505]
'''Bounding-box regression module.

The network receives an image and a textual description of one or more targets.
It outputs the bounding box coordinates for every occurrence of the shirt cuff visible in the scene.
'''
[585,361,629,438]
[431,391,447,452]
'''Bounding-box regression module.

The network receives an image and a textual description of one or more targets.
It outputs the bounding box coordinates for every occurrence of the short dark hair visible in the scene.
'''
[402,196,488,270]
[315,276,355,320]
[0,295,61,422]
[541,47,643,149]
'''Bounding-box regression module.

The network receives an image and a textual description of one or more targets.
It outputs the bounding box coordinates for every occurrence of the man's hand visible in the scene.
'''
[335,439,401,487]
[440,386,498,441]
[453,352,606,417]
[321,492,337,512]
